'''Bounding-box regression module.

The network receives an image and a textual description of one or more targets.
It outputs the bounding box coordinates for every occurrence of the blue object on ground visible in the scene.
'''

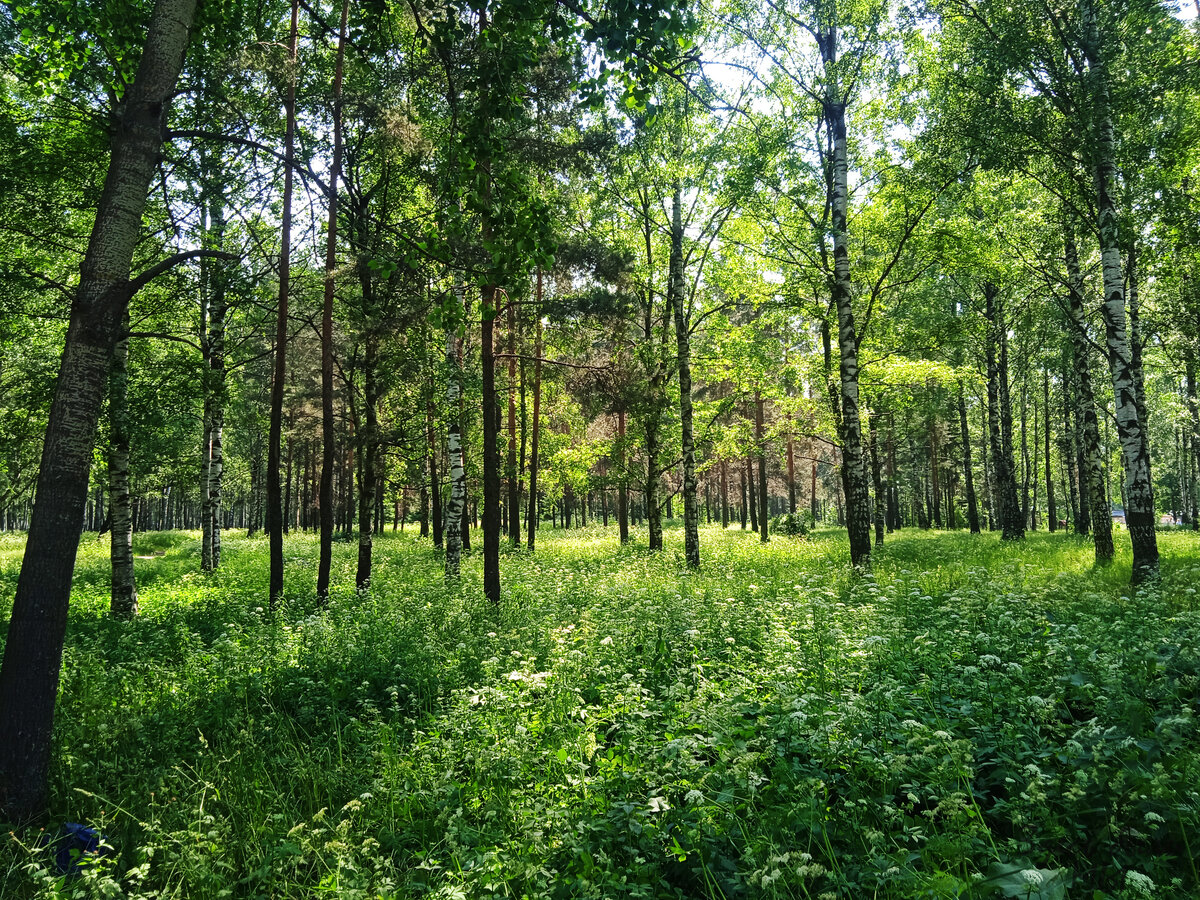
[54,823,104,876]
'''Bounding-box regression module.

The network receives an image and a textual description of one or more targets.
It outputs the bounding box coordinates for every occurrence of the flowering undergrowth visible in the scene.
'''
[0,525,1198,898]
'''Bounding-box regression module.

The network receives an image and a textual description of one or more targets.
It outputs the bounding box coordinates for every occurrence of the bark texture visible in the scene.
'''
[958,382,981,533]
[824,91,871,567]
[669,184,700,567]
[1084,3,1158,582]
[444,289,466,577]
[1065,225,1115,562]
[0,0,197,823]
[317,0,349,603]
[109,314,137,619]
[984,283,1025,540]
[528,308,543,549]
[268,0,298,607]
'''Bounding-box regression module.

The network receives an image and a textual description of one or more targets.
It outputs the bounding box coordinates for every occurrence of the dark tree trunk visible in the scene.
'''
[669,184,700,566]
[109,312,136,619]
[316,0,349,604]
[481,288,501,602]
[746,454,758,533]
[506,293,520,546]
[958,382,980,533]
[787,434,796,514]
[444,285,466,576]
[0,0,197,823]
[1187,352,1200,530]
[428,407,443,548]
[1045,370,1057,531]
[985,283,1024,540]
[755,393,768,543]
[356,338,378,590]
[740,464,748,529]
[268,0,298,608]
[869,410,885,545]
[930,418,942,528]
[720,458,729,528]
[527,304,542,550]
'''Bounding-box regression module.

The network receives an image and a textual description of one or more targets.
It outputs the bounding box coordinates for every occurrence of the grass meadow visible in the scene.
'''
[0,523,1198,898]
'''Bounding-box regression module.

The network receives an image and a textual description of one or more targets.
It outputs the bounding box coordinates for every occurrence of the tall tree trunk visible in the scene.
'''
[0,0,197,823]
[1030,382,1039,530]
[1187,351,1200,530]
[670,184,700,566]
[1065,223,1115,562]
[199,162,227,572]
[869,410,885,545]
[645,411,663,550]
[746,454,758,533]
[823,88,871,567]
[419,453,430,537]
[444,287,466,577]
[268,0,298,607]
[755,392,768,542]
[786,434,796,513]
[1061,353,1079,531]
[428,406,443,548]
[528,299,543,549]
[616,409,629,543]
[930,416,942,528]
[1020,372,1031,526]
[481,287,501,602]
[981,396,994,530]
[356,337,378,590]
[507,291,520,546]
[985,283,1024,540]
[1084,6,1157,582]
[741,463,749,529]
[720,458,729,528]
[1045,370,1057,531]
[1126,244,1153,508]
[316,0,349,603]
[109,313,137,619]
[958,382,981,533]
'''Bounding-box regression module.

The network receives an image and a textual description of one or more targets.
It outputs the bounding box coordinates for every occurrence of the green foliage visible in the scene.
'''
[1,527,1198,897]
[769,511,810,537]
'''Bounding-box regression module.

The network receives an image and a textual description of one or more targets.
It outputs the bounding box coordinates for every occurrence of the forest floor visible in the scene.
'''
[0,523,1198,899]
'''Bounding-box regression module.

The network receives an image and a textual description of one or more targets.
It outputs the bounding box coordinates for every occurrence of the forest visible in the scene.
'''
[1,0,1199,896]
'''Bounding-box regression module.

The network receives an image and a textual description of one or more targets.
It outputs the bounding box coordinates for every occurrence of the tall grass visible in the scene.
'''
[1,523,1197,898]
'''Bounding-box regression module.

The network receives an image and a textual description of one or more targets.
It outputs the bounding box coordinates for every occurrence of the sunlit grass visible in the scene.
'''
[1,522,1198,898]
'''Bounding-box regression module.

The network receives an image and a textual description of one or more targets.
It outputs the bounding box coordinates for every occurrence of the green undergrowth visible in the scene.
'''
[1,524,1198,899]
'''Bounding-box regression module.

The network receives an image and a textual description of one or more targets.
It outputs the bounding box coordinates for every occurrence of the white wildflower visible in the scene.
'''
[1125,870,1155,897]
